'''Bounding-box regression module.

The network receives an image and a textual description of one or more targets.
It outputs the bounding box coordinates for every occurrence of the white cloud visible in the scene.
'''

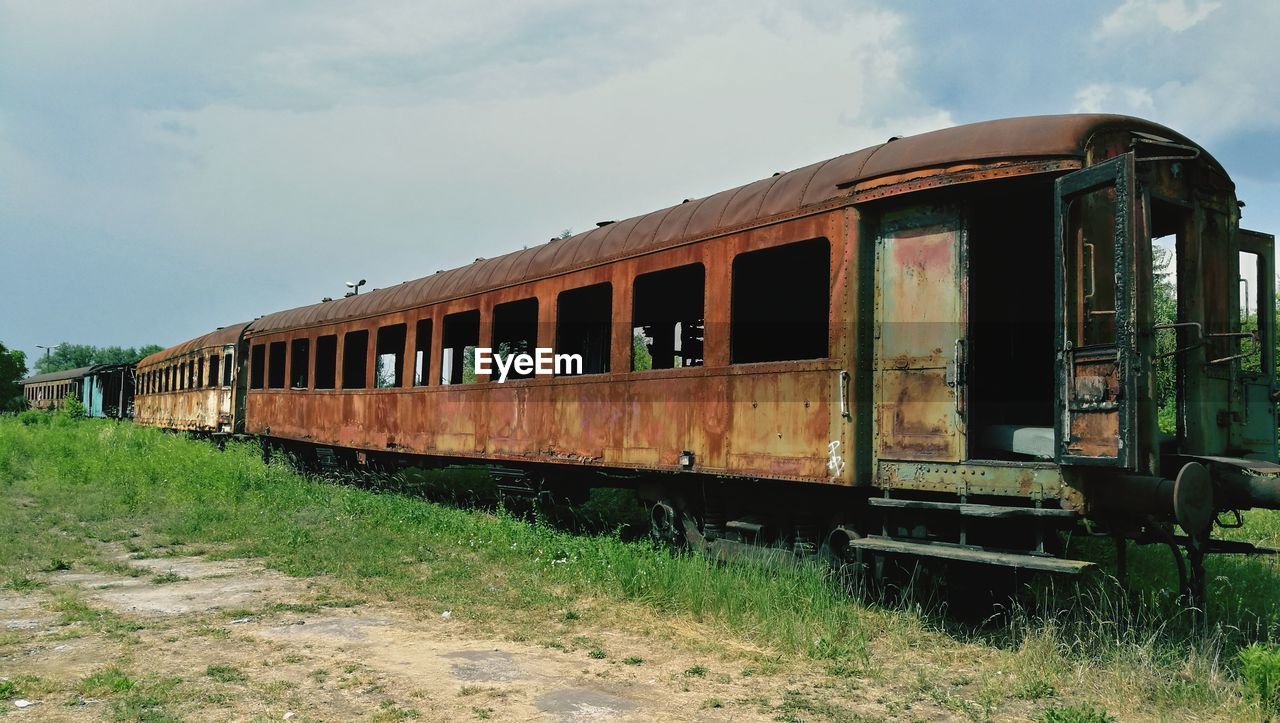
[1099,0,1222,36]
[1072,83,1156,115]
[1078,1,1280,143]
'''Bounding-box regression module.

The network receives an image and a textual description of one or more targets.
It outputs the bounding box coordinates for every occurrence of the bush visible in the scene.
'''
[1238,642,1280,712]
[60,393,87,419]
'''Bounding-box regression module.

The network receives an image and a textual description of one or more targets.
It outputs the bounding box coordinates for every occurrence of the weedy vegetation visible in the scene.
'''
[3,414,1280,719]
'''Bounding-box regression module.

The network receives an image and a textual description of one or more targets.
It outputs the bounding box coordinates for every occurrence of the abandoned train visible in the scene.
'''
[127,114,1280,598]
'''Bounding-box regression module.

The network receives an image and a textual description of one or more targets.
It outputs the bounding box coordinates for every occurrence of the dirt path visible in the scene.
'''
[1,548,936,722]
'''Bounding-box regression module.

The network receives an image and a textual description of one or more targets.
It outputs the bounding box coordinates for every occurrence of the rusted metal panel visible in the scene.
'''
[877,460,1066,498]
[1064,352,1122,459]
[874,213,965,462]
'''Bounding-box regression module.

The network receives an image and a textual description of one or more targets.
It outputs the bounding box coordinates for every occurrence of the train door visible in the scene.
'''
[1233,229,1277,459]
[1054,153,1139,467]
[873,207,967,462]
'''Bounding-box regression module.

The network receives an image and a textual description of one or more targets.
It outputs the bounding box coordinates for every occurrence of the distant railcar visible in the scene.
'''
[81,363,136,419]
[134,114,1280,601]
[133,323,248,434]
[20,366,92,411]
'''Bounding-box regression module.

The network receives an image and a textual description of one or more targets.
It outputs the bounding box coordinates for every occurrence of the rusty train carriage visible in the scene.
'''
[134,323,247,434]
[132,114,1280,598]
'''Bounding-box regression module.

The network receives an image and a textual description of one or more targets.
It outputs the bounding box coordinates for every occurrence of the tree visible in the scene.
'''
[0,342,27,412]
[34,343,166,375]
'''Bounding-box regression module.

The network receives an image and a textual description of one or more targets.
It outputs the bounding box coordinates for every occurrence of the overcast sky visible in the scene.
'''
[2,0,1278,366]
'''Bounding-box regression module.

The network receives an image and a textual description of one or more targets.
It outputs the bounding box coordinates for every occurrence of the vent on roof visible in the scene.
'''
[474,257,485,263]
[596,220,616,227]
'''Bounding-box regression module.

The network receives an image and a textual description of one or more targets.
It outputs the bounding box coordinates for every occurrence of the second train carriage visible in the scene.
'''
[134,323,248,434]
[133,114,1280,595]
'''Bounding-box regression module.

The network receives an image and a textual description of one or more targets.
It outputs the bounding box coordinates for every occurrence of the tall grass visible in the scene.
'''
[0,415,868,667]
[3,414,1280,718]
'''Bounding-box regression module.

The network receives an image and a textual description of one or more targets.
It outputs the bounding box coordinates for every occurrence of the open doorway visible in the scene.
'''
[966,180,1057,460]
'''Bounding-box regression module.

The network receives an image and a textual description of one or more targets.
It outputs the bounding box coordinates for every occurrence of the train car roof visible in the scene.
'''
[138,322,250,369]
[20,366,94,385]
[236,113,1217,336]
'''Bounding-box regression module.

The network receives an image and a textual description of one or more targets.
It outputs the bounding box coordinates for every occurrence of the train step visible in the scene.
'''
[847,535,1094,574]
[868,497,1077,519]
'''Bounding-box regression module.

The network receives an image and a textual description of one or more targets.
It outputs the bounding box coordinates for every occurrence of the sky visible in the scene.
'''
[2,0,1278,368]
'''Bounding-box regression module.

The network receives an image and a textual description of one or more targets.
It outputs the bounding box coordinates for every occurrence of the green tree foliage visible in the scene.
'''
[33,343,164,375]
[1151,245,1178,433]
[631,331,652,371]
[0,342,28,412]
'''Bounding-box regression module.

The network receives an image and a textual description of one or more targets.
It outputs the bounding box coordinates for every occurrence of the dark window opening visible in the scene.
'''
[731,238,830,363]
[441,310,480,385]
[314,335,337,389]
[267,341,286,389]
[375,324,406,388]
[197,357,205,388]
[291,339,310,389]
[342,330,369,389]
[188,360,196,389]
[250,344,266,390]
[492,298,538,380]
[206,355,217,388]
[222,352,233,386]
[1065,186,1119,347]
[632,264,704,370]
[414,319,433,386]
[557,283,612,375]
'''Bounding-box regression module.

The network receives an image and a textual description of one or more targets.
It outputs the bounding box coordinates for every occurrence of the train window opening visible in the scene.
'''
[315,335,337,389]
[731,238,830,363]
[343,330,369,389]
[557,283,612,375]
[188,360,196,389]
[492,298,538,380]
[632,263,705,370]
[1149,197,1186,438]
[197,357,205,388]
[222,352,233,386]
[375,324,406,388]
[413,319,433,386]
[267,341,287,389]
[208,354,219,388]
[290,339,310,389]
[249,344,266,390]
[966,183,1057,461]
[441,310,480,384]
[1240,250,1263,373]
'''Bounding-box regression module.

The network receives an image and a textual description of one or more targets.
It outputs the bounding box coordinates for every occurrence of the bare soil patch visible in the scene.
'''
[1,547,965,721]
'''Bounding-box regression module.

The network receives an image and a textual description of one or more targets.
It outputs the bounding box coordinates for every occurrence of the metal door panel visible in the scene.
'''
[875,211,966,462]
[1054,153,1137,467]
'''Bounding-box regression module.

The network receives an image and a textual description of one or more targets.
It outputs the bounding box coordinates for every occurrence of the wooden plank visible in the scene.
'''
[848,536,1093,574]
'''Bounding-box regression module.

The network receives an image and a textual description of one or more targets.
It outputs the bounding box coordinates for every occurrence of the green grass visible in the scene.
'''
[204,664,247,683]
[3,416,1280,719]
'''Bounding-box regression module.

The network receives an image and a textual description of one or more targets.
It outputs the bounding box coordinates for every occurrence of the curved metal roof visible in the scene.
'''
[20,366,94,385]
[234,114,1216,337]
[138,322,249,369]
